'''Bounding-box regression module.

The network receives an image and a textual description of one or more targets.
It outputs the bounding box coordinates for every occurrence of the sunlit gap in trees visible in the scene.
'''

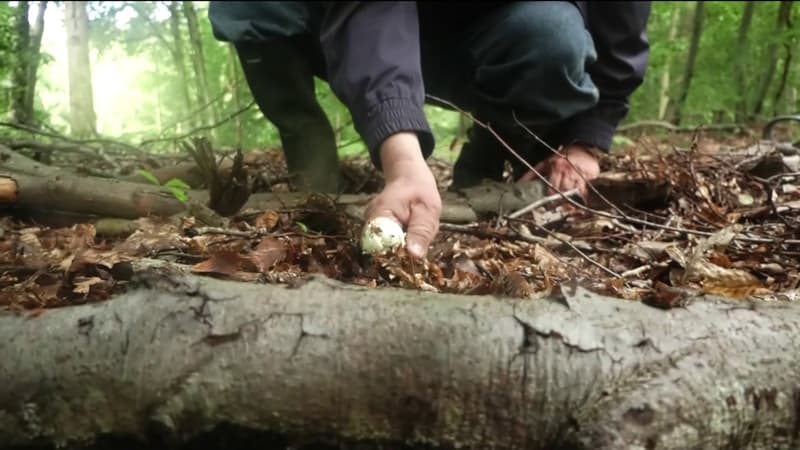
[21,1,181,138]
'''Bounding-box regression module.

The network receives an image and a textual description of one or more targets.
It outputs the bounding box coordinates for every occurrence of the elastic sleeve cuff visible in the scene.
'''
[559,115,618,153]
[357,98,435,171]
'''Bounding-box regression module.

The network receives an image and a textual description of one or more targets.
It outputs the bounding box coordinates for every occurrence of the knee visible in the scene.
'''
[504,2,595,79]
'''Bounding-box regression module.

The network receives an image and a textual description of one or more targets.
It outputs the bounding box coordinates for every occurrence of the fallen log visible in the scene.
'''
[0,144,553,224]
[0,267,798,450]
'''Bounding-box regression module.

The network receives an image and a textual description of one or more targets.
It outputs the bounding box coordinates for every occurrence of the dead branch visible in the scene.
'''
[617,120,748,133]
[139,100,256,147]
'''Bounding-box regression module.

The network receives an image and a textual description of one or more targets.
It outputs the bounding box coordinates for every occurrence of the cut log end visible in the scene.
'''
[0,176,18,204]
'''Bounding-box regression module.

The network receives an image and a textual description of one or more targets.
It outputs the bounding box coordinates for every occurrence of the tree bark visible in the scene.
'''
[169,0,195,130]
[668,1,705,126]
[752,0,792,118]
[0,269,799,450]
[772,1,795,117]
[733,1,755,122]
[64,0,97,137]
[11,1,31,125]
[5,143,792,228]
[228,44,244,149]
[657,4,682,121]
[0,144,541,223]
[182,1,218,134]
[22,1,47,126]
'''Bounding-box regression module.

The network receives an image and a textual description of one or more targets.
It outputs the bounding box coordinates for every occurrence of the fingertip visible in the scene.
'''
[407,241,426,259]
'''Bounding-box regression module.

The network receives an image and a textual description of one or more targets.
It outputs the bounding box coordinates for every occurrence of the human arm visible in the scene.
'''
[523,2,651,197]
[317,2,441,257]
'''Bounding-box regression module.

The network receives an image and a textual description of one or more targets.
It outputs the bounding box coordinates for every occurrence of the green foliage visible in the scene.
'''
[137,169,190,203]
[7,1,800,156]
[0,2,18,114]
[628,1,797,125]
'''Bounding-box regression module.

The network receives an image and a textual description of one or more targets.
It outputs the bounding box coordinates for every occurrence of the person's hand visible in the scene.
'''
[365,132,442,258]
[518,144,600,199]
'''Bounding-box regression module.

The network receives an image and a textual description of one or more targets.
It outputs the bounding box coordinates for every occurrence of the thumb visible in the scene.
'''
[405,202,439,258]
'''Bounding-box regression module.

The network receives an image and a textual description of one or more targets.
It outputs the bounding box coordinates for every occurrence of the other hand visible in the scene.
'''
[366,132,442,258]
[518,144,600,199]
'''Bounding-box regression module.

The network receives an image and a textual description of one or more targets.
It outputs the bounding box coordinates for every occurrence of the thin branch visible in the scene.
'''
[508,188,580,219]
[439,222,547,244]
[0,121,141,154]
[616,120,747,133]
[424,94,800,246]
[139,100,256,146]
[530,222,621,279]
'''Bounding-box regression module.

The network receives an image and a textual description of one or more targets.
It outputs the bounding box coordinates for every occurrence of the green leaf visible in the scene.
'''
[613,135,635,148]
[164,178,191,191]
[295,221,308,233]
[169,187,188,203]
[137,169,161,186]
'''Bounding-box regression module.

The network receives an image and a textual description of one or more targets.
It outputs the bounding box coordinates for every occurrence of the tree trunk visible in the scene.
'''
[182,1,218,134]
[169,0,195,130]
[733,1,755,122]
[772,1,795,117]
[752,0,792,118]
[23,1,47,127]
[11,1,31,125]
[1,269,799,450]
[228,44,244,148]
[668,1,705,126]
[657,4,682,121]
[64,1,97,137]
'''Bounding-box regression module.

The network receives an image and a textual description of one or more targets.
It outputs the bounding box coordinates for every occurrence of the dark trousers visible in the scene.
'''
[232,1,599,191]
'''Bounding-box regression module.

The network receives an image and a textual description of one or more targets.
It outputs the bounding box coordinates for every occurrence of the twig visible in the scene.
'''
[616,120,746,133]
[424,94,800,246]
[530,222,621,279]
[621,264,653,279]
[508,188,580,219]
[139,100,256,146]
[439,222,547,244]
[0,121,142,154]
[192,226,346,240]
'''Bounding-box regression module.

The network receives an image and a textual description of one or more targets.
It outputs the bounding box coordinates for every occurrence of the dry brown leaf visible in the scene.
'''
[645,281,693,309]
[443,268,482,293]
[679,257,768,299]
[68,224,97,250]
[73,277,105,295]
[702,281,770,299]
[533,244,564,273]
[116,218,187,256]
[254,211,281,231]
[707,251,733,268]
[18,229,49,268]
[250,237,287,273]
[495,271,533,298]
[192,251,247,276]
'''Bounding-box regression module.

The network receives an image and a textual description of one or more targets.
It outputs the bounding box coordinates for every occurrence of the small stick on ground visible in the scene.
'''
[508,188,580,219]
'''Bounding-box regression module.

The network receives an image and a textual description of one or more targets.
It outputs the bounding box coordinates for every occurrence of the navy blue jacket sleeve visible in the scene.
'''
[317,2,435,170]
[561,2,651,152]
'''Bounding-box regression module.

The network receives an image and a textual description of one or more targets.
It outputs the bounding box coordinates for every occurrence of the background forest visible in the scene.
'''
[0,1,797,158]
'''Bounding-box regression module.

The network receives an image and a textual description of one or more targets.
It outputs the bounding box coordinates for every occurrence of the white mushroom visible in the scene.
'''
[361,217,406,255]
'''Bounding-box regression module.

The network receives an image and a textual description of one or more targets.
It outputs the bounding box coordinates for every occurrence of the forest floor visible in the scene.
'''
[1,127,799,312]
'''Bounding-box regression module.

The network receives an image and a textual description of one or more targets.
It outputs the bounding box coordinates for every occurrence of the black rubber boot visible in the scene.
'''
[450,123,550,190]
[450,125,508,191]
[235,38,340,193]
